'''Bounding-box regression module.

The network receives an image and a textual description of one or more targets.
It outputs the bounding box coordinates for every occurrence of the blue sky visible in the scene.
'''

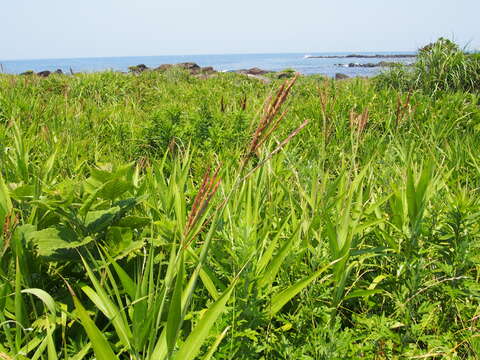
[1,0,478,60]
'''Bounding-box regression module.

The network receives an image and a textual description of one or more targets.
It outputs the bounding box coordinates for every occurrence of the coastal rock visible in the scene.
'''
[234,67,272,76]
[229,67,273,82]
[20,70,35,76]
[336,61,402,68]
[154,63,216,75]
[177,62,201,73]
[37,70,51,77]
[54,69,63,75]
[128,64,149,73]
[155,64,173,72]
[350,62,375,68]
[335,73,349,80]
[200,66,216,74]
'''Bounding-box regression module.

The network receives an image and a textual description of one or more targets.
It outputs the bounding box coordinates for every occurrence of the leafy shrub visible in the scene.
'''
[376,38,480,94]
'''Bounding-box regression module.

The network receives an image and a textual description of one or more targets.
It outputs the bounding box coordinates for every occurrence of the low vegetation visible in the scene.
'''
[376,38,480,94]
[1,39,480,359]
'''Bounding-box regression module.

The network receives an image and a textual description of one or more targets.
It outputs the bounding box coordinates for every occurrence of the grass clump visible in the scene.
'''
[376,37,480,93]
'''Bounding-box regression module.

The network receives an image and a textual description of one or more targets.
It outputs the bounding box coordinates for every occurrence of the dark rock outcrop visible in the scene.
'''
[155,64,173,72]
[177,62,201,73]
[154,63,216,76]
[335,73,349,80]
[20,70,35,76]
[336,61,403,68]
[37,71,51,77]
[200,66,216,74]
[235,67,272,76]
[54,69,63,75]
[128,64,149,73]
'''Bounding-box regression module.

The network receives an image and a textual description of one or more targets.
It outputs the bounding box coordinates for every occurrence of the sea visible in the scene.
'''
[0,52,415,78]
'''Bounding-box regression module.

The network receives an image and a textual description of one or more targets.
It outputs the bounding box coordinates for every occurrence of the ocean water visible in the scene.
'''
[0,52,415,78]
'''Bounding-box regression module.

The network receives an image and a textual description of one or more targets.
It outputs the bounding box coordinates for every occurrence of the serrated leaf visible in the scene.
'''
[26,227,92,258]
[98,178,132,201]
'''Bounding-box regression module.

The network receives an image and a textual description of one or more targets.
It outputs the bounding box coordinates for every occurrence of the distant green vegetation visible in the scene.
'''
[1,39,480,359]
[376,38,480,93]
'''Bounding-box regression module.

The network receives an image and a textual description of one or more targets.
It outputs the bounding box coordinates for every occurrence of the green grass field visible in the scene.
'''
[1,39,480,359]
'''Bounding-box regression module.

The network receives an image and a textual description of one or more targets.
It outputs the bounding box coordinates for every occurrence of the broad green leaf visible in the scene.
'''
[79,180,113,218]
[85,208,121,234]
[98,178,132,201]
[9,184,35,200]
[25,227,92,258]
[116,215,151,229]
[85,198,138,234]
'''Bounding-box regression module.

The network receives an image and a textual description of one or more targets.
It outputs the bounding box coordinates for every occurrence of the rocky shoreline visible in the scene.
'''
[18,62,298,83]
[17,59,410,81]
[336,61,408,68]
[306,54,416,59]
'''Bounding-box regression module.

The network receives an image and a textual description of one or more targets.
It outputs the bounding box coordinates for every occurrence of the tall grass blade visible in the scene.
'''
[72,292,119,360]
[269,261,333,316]
[172,280,236,360]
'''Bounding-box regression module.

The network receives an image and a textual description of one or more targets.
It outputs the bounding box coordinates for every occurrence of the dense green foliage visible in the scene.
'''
[376,38,480,94]
[1,41,480,359]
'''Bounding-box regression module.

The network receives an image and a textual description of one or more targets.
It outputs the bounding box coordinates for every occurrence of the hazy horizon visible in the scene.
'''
[1,0,478,61]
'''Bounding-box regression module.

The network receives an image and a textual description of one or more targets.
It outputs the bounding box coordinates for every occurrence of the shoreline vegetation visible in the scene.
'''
[1,38,480,359]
